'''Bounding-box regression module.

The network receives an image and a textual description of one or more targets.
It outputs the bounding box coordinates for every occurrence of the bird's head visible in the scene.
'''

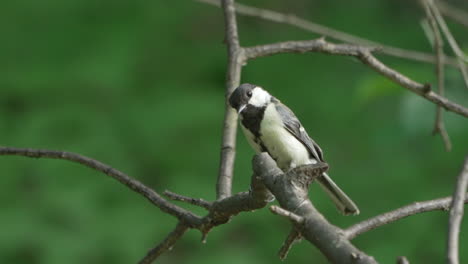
[229,83,272,114]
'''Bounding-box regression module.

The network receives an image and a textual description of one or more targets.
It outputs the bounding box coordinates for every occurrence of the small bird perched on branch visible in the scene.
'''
[229,83,359,215]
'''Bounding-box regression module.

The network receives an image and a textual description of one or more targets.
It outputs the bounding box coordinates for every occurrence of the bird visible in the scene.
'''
[229,83,359,215]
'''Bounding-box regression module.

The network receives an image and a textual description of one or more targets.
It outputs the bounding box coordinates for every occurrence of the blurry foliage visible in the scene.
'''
[1,0,467,263]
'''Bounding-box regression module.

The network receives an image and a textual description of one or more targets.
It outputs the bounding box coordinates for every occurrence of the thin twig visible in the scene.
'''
[437,1,468,28]
[270,206,304,224]
[164,190,213,210]
[217,0,244,199]
[243,39,468,118]
[447,156,468,264]
[138,222,188,264]
[344,194,468,240]
[196,0,460,67]
[278,228,301,261]
[428,0,468,89]
[421,0,452,151]
[0,147,203,225]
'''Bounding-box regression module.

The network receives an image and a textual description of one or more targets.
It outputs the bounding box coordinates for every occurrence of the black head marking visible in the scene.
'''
[228,83,256,111]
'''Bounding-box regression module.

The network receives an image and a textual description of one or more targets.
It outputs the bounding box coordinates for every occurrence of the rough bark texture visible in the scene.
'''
[253,153,377,264]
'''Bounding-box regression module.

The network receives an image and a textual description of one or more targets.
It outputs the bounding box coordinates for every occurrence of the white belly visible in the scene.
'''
[259,104,313,171]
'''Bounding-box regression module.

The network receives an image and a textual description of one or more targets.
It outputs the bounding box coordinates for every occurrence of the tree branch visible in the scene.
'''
[344,194,468,240]
[421,0,452,151]
[217,0,245,199]
[0,147,203,226]
[138,222,188,264]
[437,1,468,28]
[243,39,468,118]
[428,0,468,89]
[164,190,212,210]
[278,227,302,261]
[447,156,468,264]
[254,153,377,264]
[270,206,304,224]
[0,146,278,263]
[196,0,460,66]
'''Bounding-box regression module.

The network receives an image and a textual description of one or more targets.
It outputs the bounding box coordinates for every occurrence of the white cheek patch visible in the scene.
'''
[248,87,271,107]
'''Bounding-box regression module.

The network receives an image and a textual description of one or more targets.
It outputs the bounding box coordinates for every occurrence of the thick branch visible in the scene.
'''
[254,153,377,264]
[244,39,468,118]
[208,169,273,226]
[197,0,460,66]
[217,0,244,199]
[270,206,304,224]
[447,156,468,264]
[163,161,273,239]
[345,194,468,240]
[0,147,203,226]
[138,222,188,264]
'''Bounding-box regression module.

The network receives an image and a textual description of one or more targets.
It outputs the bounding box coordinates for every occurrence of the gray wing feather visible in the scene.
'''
[274,101,324,162]
[275,100,360,215]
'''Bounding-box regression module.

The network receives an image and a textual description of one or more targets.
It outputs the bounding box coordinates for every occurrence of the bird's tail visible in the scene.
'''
[316,173,360,215]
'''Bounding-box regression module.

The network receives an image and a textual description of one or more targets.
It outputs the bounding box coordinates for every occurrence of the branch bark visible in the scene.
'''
[243,39,468,118]
[254,153,378,264]
[217,0,245,199]
[345,194,468,240]
[0,147,203,226]
[421,0,452,151]
[427,0,468,89]
[196,0,460,66]
[447,156,468,264]
[437,1,468,29]
[138,222,188,264]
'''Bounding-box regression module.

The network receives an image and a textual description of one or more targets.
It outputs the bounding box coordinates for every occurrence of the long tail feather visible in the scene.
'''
[316,173,360,215]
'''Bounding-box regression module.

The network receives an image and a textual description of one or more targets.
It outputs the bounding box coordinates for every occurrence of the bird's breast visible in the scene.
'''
[259,104,312,171]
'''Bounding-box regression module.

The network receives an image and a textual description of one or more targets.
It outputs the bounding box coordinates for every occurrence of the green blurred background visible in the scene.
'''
[1,0,468,263]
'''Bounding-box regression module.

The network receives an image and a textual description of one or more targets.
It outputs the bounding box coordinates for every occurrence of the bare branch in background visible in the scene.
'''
[447,156,468,264]
[421,0,452,151]
[243,39,468,118]
[428,0,468,89]
[196,0,461,66]
[216,0,245,199]
[138,223,188,264]
[437,1,468,28]
[344,194,468,240]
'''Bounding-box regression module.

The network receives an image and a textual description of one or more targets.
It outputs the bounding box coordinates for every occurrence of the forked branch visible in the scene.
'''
[243,39,468,118]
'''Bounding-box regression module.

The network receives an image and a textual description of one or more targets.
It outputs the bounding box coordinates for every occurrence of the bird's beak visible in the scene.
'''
[238,104,247,114]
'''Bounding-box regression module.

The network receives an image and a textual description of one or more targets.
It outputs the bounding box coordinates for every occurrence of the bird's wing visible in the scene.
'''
[274,100,324,162]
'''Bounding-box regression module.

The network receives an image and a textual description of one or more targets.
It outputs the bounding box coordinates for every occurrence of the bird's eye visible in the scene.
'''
[247,91,252,97]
